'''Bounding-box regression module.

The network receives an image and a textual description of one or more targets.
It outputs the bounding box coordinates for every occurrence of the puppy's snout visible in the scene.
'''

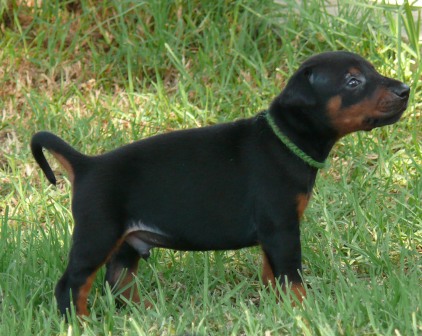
[392,83,410,99]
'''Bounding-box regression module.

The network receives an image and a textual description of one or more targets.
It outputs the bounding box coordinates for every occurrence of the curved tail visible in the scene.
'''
[30,131,87,185]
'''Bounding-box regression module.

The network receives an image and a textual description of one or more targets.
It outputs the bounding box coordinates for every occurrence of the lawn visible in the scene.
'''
[0,0,421,335]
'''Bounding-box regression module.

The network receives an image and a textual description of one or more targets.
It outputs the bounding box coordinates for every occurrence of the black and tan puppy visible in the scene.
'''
[31,51,410,316]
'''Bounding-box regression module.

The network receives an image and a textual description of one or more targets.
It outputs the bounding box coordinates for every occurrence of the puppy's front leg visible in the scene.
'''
[260,221,306,304]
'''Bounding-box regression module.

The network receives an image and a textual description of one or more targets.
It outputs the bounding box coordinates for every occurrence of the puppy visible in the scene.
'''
[31,51,410,316]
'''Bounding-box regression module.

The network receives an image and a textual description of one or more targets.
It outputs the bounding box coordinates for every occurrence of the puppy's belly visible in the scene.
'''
[124,220,258,254]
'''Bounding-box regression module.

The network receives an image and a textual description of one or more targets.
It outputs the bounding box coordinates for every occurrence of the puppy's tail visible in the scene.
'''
[31,131,87,186]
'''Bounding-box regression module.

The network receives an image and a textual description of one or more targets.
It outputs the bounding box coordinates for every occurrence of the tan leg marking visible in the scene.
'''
[261,250,306,306]
[288,282,306,305]
[76,272,97,316]
[116,266,141,303]
[296,193,311,220]
[262,252,275,287]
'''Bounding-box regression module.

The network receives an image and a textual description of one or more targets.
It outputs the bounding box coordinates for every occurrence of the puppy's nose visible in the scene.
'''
[392,83,410,98]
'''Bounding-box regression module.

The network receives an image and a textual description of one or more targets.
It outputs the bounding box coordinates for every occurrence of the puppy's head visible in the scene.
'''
[278,51,410,138]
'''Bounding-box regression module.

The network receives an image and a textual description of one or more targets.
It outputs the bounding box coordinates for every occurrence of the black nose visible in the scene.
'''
[392,83,410,98]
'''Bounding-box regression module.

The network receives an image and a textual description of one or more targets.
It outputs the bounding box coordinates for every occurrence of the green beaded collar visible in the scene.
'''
[265,112,327,169]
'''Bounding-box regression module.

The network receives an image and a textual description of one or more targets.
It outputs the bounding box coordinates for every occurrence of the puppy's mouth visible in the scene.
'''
[365,98,408,129]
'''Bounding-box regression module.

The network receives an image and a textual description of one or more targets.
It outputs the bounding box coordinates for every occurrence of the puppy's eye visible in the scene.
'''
[347,78,361,88]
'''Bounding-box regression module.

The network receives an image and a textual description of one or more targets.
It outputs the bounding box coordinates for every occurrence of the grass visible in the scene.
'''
[0,0,421,334]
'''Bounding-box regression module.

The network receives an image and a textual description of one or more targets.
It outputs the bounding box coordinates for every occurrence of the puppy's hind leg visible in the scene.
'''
[55,216,124,317]
[105,242,142,304]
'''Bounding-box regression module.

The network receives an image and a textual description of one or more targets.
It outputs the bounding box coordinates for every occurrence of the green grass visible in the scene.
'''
[0,0,421,334]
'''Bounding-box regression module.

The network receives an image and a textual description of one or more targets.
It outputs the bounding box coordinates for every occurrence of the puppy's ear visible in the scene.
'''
[279,66,317,107]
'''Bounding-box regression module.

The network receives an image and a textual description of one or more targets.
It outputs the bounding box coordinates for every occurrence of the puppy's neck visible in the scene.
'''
[266,104,337,166]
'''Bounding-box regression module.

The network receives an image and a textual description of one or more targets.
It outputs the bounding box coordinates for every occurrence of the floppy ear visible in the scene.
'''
[279,66,317,107]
